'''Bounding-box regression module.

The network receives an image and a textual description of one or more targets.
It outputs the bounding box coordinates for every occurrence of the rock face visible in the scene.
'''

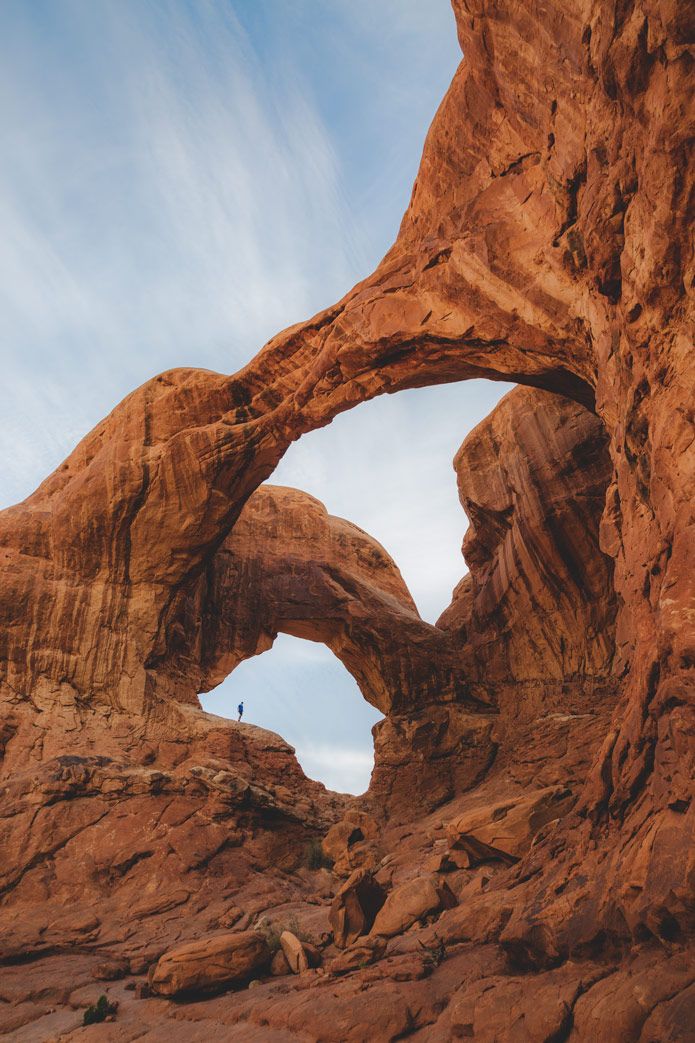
[439,387,615,700]
[322,810,381,877]
[446,786,575,866]
[0,0,693,1038]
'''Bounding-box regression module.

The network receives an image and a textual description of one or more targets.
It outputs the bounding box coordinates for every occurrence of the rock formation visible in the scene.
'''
[0,0,693,1038]
[440,388,615,688]
[158,483,470,715]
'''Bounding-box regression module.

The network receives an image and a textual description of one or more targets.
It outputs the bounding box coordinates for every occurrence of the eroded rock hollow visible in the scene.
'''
[1,0,693,1038]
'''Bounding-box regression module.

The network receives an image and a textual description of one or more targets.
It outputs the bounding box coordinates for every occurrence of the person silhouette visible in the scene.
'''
[237,701,244,722]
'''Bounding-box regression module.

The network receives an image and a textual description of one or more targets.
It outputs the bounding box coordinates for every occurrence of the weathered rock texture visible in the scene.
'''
[149,931,270,997]
[440,387,615,692]
[0,0,693,1038]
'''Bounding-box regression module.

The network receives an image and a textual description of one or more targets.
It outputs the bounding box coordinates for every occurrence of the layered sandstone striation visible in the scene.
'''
[0,0,693,1038]
[440,386,616,714]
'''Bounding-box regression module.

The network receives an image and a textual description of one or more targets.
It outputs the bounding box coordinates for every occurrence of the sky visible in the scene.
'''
[1,0,512,793]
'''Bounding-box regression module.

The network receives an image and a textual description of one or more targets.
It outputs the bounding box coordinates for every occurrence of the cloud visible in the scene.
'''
[297,744,376,796]
[0,0,359,507]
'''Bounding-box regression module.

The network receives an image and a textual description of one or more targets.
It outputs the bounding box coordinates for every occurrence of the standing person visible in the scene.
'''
[237,701,244,722]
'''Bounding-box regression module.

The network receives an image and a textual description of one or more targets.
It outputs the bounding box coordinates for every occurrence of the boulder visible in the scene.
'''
[302,941,323,968]
[322,810,380,877]
[91,958,129,981]
[328,937,386,976]
[149,931,270,997]
[370,875,457,939]
[446,788,574,866]
[270,949,290,977]
[279,931,309,974]
[329,869,387,949]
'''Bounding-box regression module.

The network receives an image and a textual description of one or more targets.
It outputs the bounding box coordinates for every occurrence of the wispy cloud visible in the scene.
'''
[0,0,361,506]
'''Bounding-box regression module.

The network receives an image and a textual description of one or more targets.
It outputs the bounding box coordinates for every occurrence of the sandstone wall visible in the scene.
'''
[439,387,616,707]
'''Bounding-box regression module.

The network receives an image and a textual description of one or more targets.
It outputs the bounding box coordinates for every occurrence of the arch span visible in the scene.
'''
[157,483,471,716]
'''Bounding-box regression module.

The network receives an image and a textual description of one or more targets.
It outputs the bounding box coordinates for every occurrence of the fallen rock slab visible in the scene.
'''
[149,931,270,997]
[280,930,309,974]
[371,874,457,939]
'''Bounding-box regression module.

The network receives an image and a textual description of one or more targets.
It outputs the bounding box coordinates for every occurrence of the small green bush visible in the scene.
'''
[305,838,333,871]
[83,994,118,1026]
[255,916,282,953]
[254,913,315,951]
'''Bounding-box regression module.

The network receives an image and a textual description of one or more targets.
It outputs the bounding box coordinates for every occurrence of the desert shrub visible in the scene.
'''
[418,936,446,971]
[254,916,282,953]
[254,913,315,950]
[305,839,333,871]
[83,994,118,1026]
[286,914,312,945]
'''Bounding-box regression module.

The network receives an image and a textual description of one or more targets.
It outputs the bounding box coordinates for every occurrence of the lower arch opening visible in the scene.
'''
[198,633,384,796]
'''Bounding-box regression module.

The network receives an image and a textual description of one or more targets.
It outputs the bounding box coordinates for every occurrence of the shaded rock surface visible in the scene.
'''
[0,0,693,1039]
[446,785,576,865]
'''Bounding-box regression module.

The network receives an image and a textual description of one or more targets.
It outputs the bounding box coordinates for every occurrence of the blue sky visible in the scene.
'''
[1,1,511,793]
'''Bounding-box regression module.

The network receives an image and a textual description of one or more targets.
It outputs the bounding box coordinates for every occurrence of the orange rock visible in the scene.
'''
[269,949,290,977]
[370,875,457,939]
[439,388,615,696]
[279,931,309,975]
[329,869,387,949]
[0,0,693,1036]
[328,936,386,977]
[149,931,270,997]
[446,787,575,866]
[322,811,380,877]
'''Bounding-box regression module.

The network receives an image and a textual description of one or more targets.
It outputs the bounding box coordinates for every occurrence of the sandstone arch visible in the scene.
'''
[0,0,692,1012]
[157,483,471,716]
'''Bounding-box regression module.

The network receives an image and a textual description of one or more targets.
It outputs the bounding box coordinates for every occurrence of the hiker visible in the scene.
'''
[237,701,244,722]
